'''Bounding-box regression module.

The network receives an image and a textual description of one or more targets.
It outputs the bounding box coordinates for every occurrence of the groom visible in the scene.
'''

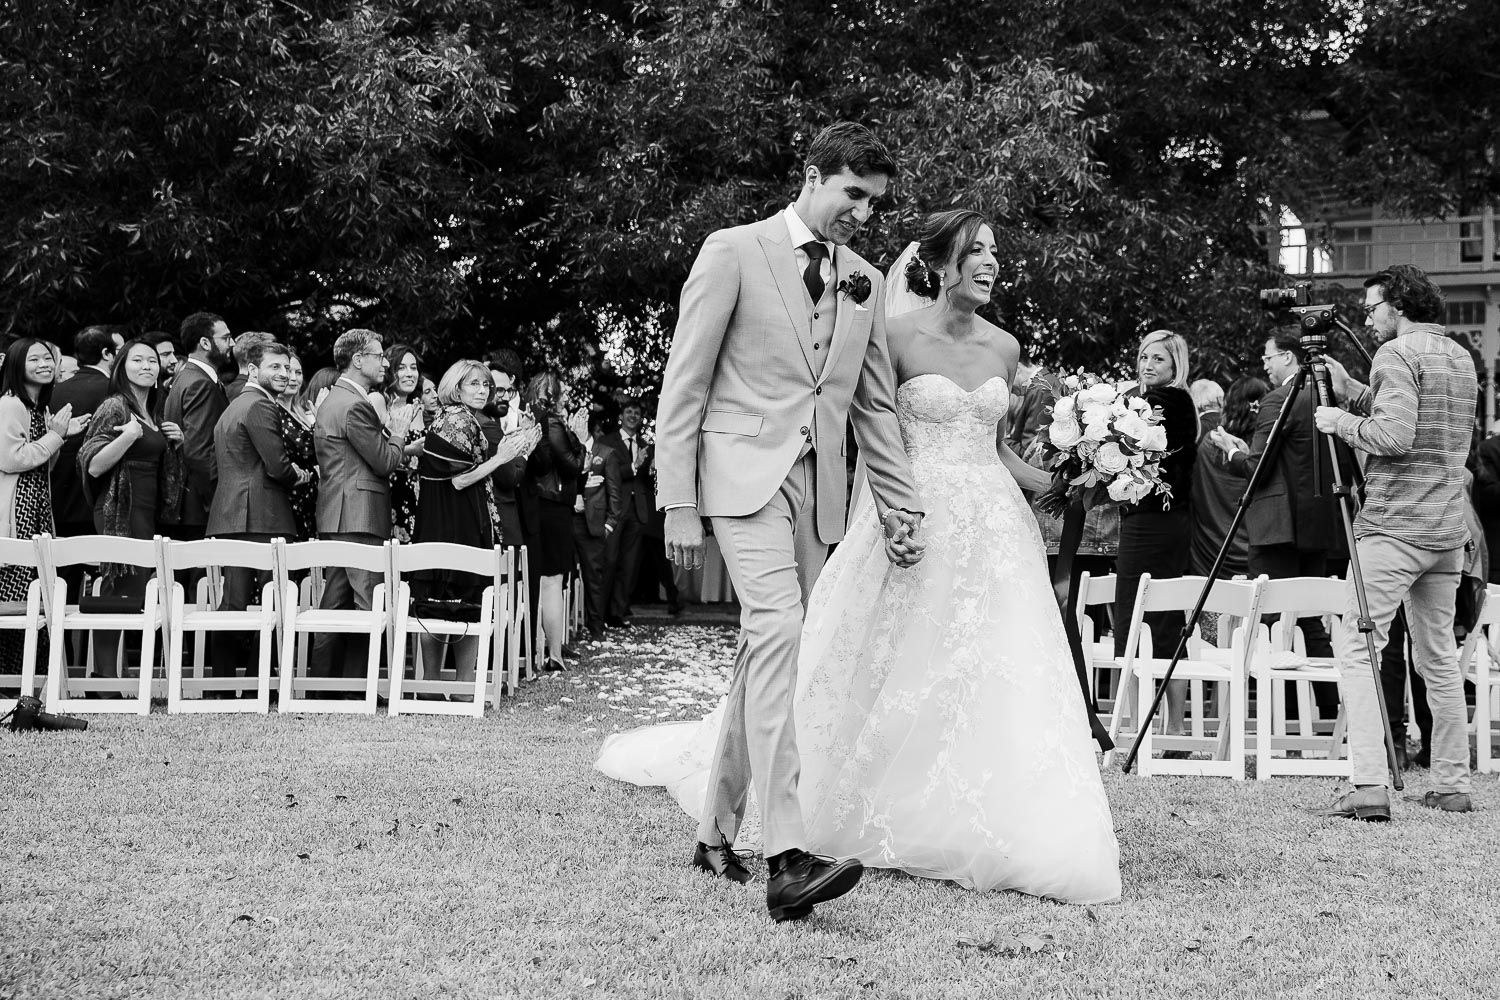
[656,122,926,922]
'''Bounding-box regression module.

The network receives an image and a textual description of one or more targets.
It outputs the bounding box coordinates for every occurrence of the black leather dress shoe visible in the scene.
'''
[692,842,753,884]
[765,850,863,922]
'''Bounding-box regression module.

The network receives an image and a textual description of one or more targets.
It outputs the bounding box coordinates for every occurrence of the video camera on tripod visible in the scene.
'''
[1258,280,1338,351]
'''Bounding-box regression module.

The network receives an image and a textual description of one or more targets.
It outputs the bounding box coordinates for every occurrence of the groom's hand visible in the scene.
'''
[882,510,926,568]
[665,507,706,570]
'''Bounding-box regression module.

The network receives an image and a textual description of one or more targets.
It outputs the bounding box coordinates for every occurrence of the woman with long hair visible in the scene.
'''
[520,370,585,672]
[383,343,426,542]
[276,349,318,541]
[78,339,184,676]
[0,339,79,673]
[1189,375,1269,578]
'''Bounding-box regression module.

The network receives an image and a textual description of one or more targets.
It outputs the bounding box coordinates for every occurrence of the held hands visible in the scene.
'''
[665,507,706,570]
[1313,405,1344,435]
[160,420,183,445]
[1207,425,1247,457]
[882,510,926,569]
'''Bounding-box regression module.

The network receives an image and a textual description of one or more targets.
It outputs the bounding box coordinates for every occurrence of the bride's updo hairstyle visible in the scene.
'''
[904,209,990,300]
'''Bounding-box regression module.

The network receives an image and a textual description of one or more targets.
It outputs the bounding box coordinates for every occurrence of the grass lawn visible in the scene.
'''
[5,623,1500,999]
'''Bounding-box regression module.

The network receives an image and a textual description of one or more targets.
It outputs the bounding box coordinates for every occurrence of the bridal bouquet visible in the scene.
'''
[1035,374,1172,514]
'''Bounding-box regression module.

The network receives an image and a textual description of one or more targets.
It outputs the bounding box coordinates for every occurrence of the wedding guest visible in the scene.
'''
[598,398,652,627]
[1189,375,1267,578]
[301,366,340,414]
[150,332,179,386]
[78,340,184,678]
[1189,378,1224,417]
[1005,343,1059,455]
[1476,432,1500,583]
[573,410,624,639]
[205,340,302,676]
[223,331,273,402]
[57,356,79,383]
[409,360,537,685]
[309,329,409,680]
[480,350,531,549]
[277,351,318,541]
[51,326,122,553]
[163,312,233,543]
[0,339,76,674]
[633,446,683,616]
[383,343,426,542]
[420,377,440,423]
[1113,330,1198,748]
[520,370,585,671]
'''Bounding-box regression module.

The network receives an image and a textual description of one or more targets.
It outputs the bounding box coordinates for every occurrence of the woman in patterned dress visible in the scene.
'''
[0,339,84,673]
[383,343,426,542]
[276,351,318,541]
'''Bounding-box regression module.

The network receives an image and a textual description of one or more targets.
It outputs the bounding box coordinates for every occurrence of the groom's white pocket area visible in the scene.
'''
[701,409,764,437]
[855,304,870,312]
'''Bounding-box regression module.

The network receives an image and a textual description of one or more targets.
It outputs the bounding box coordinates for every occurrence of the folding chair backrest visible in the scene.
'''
[390,541,496,578]
[166,538,279,573]
[280,540,389,575]
[0,535,42,569]
[1137,575,1258,620]
[1257,577,1346,651]
[46,534,161,570]
[1079,572,1117,607]
[1475,585,1500,630]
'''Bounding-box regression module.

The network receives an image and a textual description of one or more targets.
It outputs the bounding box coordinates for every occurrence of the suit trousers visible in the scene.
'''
[309,531,384,678]
[1335,535,1468,792]
[572,514,607,636]
[211,532,278,677]
[698,452,827,858]
[604,505,645,619]
[1248,544,1339,716]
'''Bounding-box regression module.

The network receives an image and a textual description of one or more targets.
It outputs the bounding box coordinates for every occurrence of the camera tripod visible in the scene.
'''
[1120,322,1405,790]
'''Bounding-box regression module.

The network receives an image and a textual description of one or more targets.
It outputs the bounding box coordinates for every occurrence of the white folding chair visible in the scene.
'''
[512,546,534,682]
[1105,574,1264,779]
[40,534,166,715]
[162,537,279,714]
[1076,572,1133,715]
[1251,576,1351,778]
[388,541,501,717]
[276,539,390,714]
[490,546,519,697]
[0,535,47,714]
[1460,584,1500,773]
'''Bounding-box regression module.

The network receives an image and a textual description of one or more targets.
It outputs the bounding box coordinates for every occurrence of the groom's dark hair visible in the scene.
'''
[807,122,897,180]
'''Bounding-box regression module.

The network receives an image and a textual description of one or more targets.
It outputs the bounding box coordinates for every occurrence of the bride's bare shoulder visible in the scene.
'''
[979,318,1021,378]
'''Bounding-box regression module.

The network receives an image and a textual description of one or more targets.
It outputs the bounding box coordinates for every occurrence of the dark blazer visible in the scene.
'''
[480,414,530,547]
[579,440,625,538]
[1226,378,1351,553]
[49,366,111,526]
[206,384,298,537]
[224,373,248,402]
[313,378,404,537]
[522,409,585,508]
[163,360,229,526]
[598,429,653,522]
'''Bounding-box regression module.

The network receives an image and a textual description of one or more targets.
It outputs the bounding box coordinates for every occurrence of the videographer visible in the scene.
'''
[1313,264,1478,820]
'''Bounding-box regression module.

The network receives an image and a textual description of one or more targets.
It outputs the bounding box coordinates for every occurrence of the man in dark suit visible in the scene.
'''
[223,331,273,402]
[1213,328,1353,714]
[163,313,234,544]
[148,331,179,392]
[206,340,305,676]
[481,351,531,549]
[598,398,652,626]
[50,325,122,599]
[573,412,624,639]
[309,329,408,678]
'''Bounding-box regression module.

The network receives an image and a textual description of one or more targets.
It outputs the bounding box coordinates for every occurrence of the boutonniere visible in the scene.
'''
[837,272,872,305]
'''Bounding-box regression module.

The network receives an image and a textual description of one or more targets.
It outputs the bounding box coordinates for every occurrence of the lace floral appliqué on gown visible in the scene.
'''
[598,374,1120,904]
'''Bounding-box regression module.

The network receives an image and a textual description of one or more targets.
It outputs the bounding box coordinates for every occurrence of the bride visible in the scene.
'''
[599,210,1120,904]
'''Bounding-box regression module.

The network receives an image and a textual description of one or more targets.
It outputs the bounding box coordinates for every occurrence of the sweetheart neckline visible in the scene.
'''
[897,373,1008,396]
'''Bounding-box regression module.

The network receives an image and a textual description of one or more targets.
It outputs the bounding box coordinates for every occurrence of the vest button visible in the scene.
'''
[813,312,819,320]
[815,387,822,395]
[799,426,809,435]
[812,343,820,350]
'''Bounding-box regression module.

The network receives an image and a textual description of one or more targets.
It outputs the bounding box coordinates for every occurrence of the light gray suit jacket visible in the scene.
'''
[313,378,404,537]
[655,213,920,544]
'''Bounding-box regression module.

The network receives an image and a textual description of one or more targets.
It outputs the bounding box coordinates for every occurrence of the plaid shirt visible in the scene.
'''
[1333,323,1477,550]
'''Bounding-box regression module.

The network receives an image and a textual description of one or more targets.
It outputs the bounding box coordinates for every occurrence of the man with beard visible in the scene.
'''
[206,340,306,677]
[164,312,233,543]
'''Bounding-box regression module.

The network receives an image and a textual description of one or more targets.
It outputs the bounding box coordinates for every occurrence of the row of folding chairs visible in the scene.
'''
[1076,572,1500,780]
[0,534,553,719]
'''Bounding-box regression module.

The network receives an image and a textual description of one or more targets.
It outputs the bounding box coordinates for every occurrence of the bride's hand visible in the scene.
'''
[1034,479,1070,518]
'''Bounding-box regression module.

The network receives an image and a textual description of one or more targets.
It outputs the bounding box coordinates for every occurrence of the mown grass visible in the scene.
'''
[4,624,1500,999]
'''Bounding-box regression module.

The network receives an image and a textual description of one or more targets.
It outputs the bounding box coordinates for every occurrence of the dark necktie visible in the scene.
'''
[801,241,828,302]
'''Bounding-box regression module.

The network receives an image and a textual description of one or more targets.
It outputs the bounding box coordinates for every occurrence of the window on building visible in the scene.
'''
[1279,208,1332,275]
[1460,220,1483,263]
[1445,301,1487,327]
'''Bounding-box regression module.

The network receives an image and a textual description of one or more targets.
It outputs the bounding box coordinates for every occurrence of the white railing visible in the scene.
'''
[1274,213,1499,278]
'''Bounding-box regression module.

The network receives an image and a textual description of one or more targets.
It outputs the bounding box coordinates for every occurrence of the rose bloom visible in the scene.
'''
[1084,419,1112,442]
[1139,425,1168,451]
[1082,383,1117,406]
[1053,394,1077,419]
[1048,417,1084,449]
[1093,441,1129,474]
[1114,410,1152,442]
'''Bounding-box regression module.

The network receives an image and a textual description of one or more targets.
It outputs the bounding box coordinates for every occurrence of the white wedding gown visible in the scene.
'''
[597,374,1121,904]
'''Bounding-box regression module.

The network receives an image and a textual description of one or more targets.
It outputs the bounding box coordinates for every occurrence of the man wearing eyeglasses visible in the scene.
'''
[308,328,410,682]
[1209,327,1355,721]
[1311,264,1479,820]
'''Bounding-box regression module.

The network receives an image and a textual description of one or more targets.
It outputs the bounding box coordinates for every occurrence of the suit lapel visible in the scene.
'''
[821,245,860,380]
[758,217,817,376]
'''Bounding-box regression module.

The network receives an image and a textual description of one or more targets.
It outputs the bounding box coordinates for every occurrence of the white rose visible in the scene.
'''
[1114,411,1151,442]
[1107,473,1135,503]
[1094,442,1129,474]
[1139,426,1168,451]
[1129,453,1146,467]
[1130,479,1156,503]
[1048,417,1083,449]
[1084,419,1111,442]
[1083,383,1117,406]
[1052,395,1077,419]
